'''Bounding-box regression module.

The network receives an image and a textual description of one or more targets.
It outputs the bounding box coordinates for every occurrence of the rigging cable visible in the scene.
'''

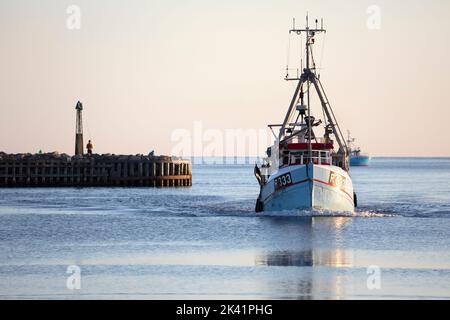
[310,40,317,70]
[286,32,291,78]
[300,32,304,72]
[322,95,327,127]
[318,32,326,78]
[285,32,295,129]
[289,33,305,129]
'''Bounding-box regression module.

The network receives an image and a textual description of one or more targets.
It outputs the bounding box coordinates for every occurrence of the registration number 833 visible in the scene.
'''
[274,173,292,190]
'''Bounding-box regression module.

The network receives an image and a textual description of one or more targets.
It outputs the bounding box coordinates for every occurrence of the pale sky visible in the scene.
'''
[0,0,449,157]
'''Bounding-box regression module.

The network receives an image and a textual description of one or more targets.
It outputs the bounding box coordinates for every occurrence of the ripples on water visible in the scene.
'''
[0,157,449,299]
[1,157,448,218]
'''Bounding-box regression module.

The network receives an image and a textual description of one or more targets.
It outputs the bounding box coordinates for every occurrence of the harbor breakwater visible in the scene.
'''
[0,152,192,187]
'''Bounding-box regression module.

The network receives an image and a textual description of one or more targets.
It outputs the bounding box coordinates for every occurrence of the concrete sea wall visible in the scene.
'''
[0,152,192,187]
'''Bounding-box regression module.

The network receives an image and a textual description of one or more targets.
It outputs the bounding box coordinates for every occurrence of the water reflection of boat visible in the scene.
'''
[255,249,352,268]
[254,217,354,299]
[256,250,313,267]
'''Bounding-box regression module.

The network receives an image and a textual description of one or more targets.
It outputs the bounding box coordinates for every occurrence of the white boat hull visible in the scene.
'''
[258,163,355,212]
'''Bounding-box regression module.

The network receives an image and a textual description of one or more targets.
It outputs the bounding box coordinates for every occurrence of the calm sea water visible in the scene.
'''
[0,158,449,299]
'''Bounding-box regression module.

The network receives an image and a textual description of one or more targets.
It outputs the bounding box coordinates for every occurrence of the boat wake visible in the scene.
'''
[248,208,392,218]
[188,199,393,218]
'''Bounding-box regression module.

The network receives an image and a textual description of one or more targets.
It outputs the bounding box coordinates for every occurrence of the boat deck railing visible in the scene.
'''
[285,150,332,166]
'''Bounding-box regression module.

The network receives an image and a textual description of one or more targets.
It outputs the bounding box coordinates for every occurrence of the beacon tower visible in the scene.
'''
[75,101,84,156]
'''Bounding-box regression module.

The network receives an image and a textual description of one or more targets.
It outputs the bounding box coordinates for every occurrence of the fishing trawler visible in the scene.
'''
[347,131,371,166]
[254,16,356,213]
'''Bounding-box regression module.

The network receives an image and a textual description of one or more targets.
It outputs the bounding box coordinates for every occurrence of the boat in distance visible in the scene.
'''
[347,131,371,166]
[350,154,371,166]
[254,16,357,213]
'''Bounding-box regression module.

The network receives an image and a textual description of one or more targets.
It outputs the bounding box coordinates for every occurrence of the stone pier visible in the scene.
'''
[0,152,192,187]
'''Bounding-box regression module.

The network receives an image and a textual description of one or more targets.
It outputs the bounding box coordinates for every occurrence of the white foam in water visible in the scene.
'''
[246,208,393,218]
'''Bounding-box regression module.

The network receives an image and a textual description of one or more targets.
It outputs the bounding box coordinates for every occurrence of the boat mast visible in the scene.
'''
[279,15,350,170]
[281,14,325,160]
[305,15,312,164]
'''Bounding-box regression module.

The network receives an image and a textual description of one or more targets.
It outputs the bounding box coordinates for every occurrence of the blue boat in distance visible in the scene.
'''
[350,154,370,166]
[347,131,371,166]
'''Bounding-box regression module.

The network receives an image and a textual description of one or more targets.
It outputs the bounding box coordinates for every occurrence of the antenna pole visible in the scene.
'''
[281,14,327,146]
[303,14,312,163]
